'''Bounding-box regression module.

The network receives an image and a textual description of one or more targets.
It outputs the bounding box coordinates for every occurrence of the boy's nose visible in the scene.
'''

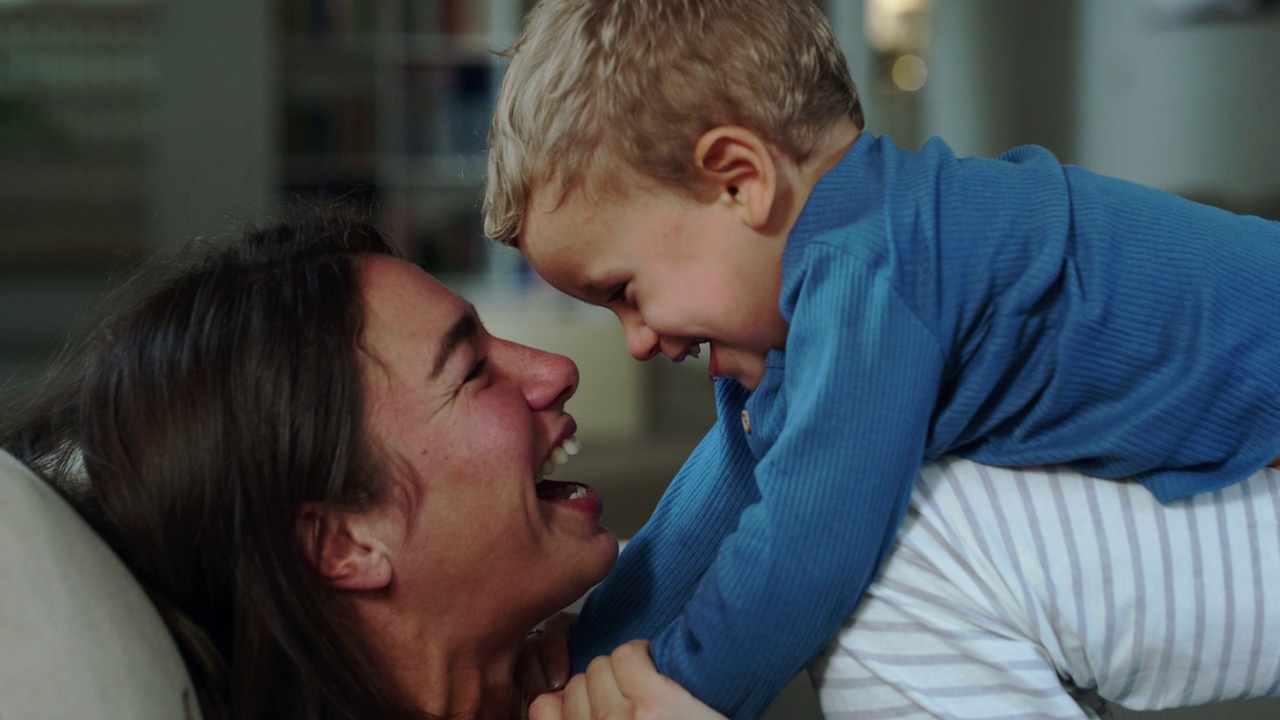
[623,323,661,361]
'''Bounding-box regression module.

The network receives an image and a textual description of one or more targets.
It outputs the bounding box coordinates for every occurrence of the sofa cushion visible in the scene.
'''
[0,449,201,719]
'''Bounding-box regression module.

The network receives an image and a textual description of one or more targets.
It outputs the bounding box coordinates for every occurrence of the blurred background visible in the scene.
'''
[2,0,1280,717]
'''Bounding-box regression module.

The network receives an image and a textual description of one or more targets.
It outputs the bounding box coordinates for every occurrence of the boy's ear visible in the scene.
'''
[296,502,394,591]
[693,126,777,230]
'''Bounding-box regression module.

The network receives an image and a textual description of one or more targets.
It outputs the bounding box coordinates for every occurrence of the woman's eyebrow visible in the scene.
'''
[430,307,480,378]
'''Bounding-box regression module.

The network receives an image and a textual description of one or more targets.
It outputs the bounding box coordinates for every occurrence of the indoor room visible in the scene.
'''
[3,1,1280,717]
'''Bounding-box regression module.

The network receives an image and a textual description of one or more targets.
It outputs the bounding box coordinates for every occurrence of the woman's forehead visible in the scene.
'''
[356,259,487,401]
[360,257,467,342]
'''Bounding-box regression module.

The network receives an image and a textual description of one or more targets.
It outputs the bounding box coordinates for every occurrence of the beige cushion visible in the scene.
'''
[0,449,201,719]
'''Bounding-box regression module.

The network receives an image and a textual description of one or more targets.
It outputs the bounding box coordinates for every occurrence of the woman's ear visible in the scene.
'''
[296,502,394,591]
[693,126,777,230]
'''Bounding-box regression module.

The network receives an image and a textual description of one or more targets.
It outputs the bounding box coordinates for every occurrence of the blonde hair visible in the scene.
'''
[484,0,864,246]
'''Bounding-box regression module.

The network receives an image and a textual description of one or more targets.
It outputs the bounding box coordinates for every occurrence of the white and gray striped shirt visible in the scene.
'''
[812,457,1280,719]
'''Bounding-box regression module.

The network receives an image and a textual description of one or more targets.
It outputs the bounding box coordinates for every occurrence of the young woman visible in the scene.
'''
[2,213,615,719]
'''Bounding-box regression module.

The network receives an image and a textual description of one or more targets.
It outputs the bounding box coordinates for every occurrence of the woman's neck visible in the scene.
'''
[378,621,525,719]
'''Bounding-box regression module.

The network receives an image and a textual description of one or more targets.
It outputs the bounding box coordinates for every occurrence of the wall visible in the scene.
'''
[1073,0,1280,206]
[920,0,1280,212]
[151,0,275,249]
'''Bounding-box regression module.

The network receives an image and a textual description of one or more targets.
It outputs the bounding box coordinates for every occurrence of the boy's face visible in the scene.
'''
[521,182,788,390]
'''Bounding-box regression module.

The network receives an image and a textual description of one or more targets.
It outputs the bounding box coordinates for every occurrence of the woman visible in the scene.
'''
[1,212,615,719]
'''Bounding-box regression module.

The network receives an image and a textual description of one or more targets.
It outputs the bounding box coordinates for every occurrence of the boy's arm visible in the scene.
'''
[569,380,760,667]
[653,253,946,717]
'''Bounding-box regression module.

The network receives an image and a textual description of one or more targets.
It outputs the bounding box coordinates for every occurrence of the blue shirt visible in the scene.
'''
[570,133,1280,718]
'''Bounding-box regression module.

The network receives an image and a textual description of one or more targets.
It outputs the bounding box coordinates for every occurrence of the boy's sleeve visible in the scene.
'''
[568,380,761,666]
[651,249,946,718]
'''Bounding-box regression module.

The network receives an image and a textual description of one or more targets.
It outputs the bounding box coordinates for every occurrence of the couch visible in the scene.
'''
[0,449,200,719]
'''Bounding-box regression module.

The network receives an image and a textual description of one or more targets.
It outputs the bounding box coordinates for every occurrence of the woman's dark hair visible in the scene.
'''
[1,210,426,719]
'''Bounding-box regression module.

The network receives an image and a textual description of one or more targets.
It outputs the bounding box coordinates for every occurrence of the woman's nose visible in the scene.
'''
[519,344,579,410]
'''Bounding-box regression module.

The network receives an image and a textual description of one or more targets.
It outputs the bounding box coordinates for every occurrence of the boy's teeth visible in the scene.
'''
[541,459,556,476]
[550,446,569,465]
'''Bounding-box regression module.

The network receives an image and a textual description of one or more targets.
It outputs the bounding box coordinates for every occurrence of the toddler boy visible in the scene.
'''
[485,0,1280,716]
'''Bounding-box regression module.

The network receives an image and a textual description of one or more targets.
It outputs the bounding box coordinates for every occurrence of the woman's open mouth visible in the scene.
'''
[535,478,590,501]
[534,434,602,514]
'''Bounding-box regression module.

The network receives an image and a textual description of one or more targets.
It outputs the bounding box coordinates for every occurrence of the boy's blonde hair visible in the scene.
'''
[484,0,864,246]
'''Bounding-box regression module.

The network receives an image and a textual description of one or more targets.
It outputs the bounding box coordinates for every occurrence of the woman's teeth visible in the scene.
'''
[540,434,581,477]
[537,479,590,501]
[535,436,590,503]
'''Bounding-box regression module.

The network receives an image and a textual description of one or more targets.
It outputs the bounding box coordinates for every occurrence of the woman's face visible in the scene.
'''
[359,256,617,634]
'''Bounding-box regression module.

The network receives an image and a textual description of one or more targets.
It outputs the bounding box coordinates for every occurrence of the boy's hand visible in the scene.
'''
[518,612,574,700]
[528,640,728,720]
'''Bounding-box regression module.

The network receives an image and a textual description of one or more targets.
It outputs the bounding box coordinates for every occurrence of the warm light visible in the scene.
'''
[891,54,928,92]
[865,0,935,52]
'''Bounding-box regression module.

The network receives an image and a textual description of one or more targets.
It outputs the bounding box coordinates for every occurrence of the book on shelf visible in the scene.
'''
[404,62,493,157]
[279,0,377,41]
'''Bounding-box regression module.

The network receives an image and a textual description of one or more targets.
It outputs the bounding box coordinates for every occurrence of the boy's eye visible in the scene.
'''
[464,357,488,382]
[607,283,628,304]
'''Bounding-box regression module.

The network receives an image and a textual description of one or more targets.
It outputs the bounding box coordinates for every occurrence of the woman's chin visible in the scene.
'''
[561,531,620,607]
[532,482,619,608]
[597,531,621,573]
[580,527,620,577]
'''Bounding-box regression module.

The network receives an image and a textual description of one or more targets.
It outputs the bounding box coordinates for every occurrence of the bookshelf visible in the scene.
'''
[0,1,159,401]
[275,0,530,275]
[0,1,157,271]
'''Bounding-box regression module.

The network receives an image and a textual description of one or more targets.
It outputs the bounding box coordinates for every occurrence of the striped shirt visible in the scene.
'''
[813,457,1280,718]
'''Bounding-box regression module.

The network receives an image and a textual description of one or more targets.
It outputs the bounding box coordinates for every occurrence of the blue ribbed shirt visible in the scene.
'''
[569,133,1280,718]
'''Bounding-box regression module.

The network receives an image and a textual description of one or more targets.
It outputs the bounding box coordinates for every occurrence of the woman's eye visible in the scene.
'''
[608,283,627,304]
[464,357,488,382]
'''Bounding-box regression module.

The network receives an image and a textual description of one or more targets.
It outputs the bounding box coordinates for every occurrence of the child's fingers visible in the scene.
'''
[611,640,665,699]
[547,643,724,720]
[560,672,596,720]
[610,640,729,719]
[611,641,655,675]
[584,654,632,715]
[528,690,564,720]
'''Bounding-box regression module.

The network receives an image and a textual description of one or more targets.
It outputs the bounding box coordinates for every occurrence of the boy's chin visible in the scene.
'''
[709,347,767,390]
[731,364,768,391]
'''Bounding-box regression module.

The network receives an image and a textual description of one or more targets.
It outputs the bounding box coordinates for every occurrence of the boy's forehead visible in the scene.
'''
[533,159,637,212]
[519,188,577,253]
[517,190,604,286]
[522,176,594,238]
